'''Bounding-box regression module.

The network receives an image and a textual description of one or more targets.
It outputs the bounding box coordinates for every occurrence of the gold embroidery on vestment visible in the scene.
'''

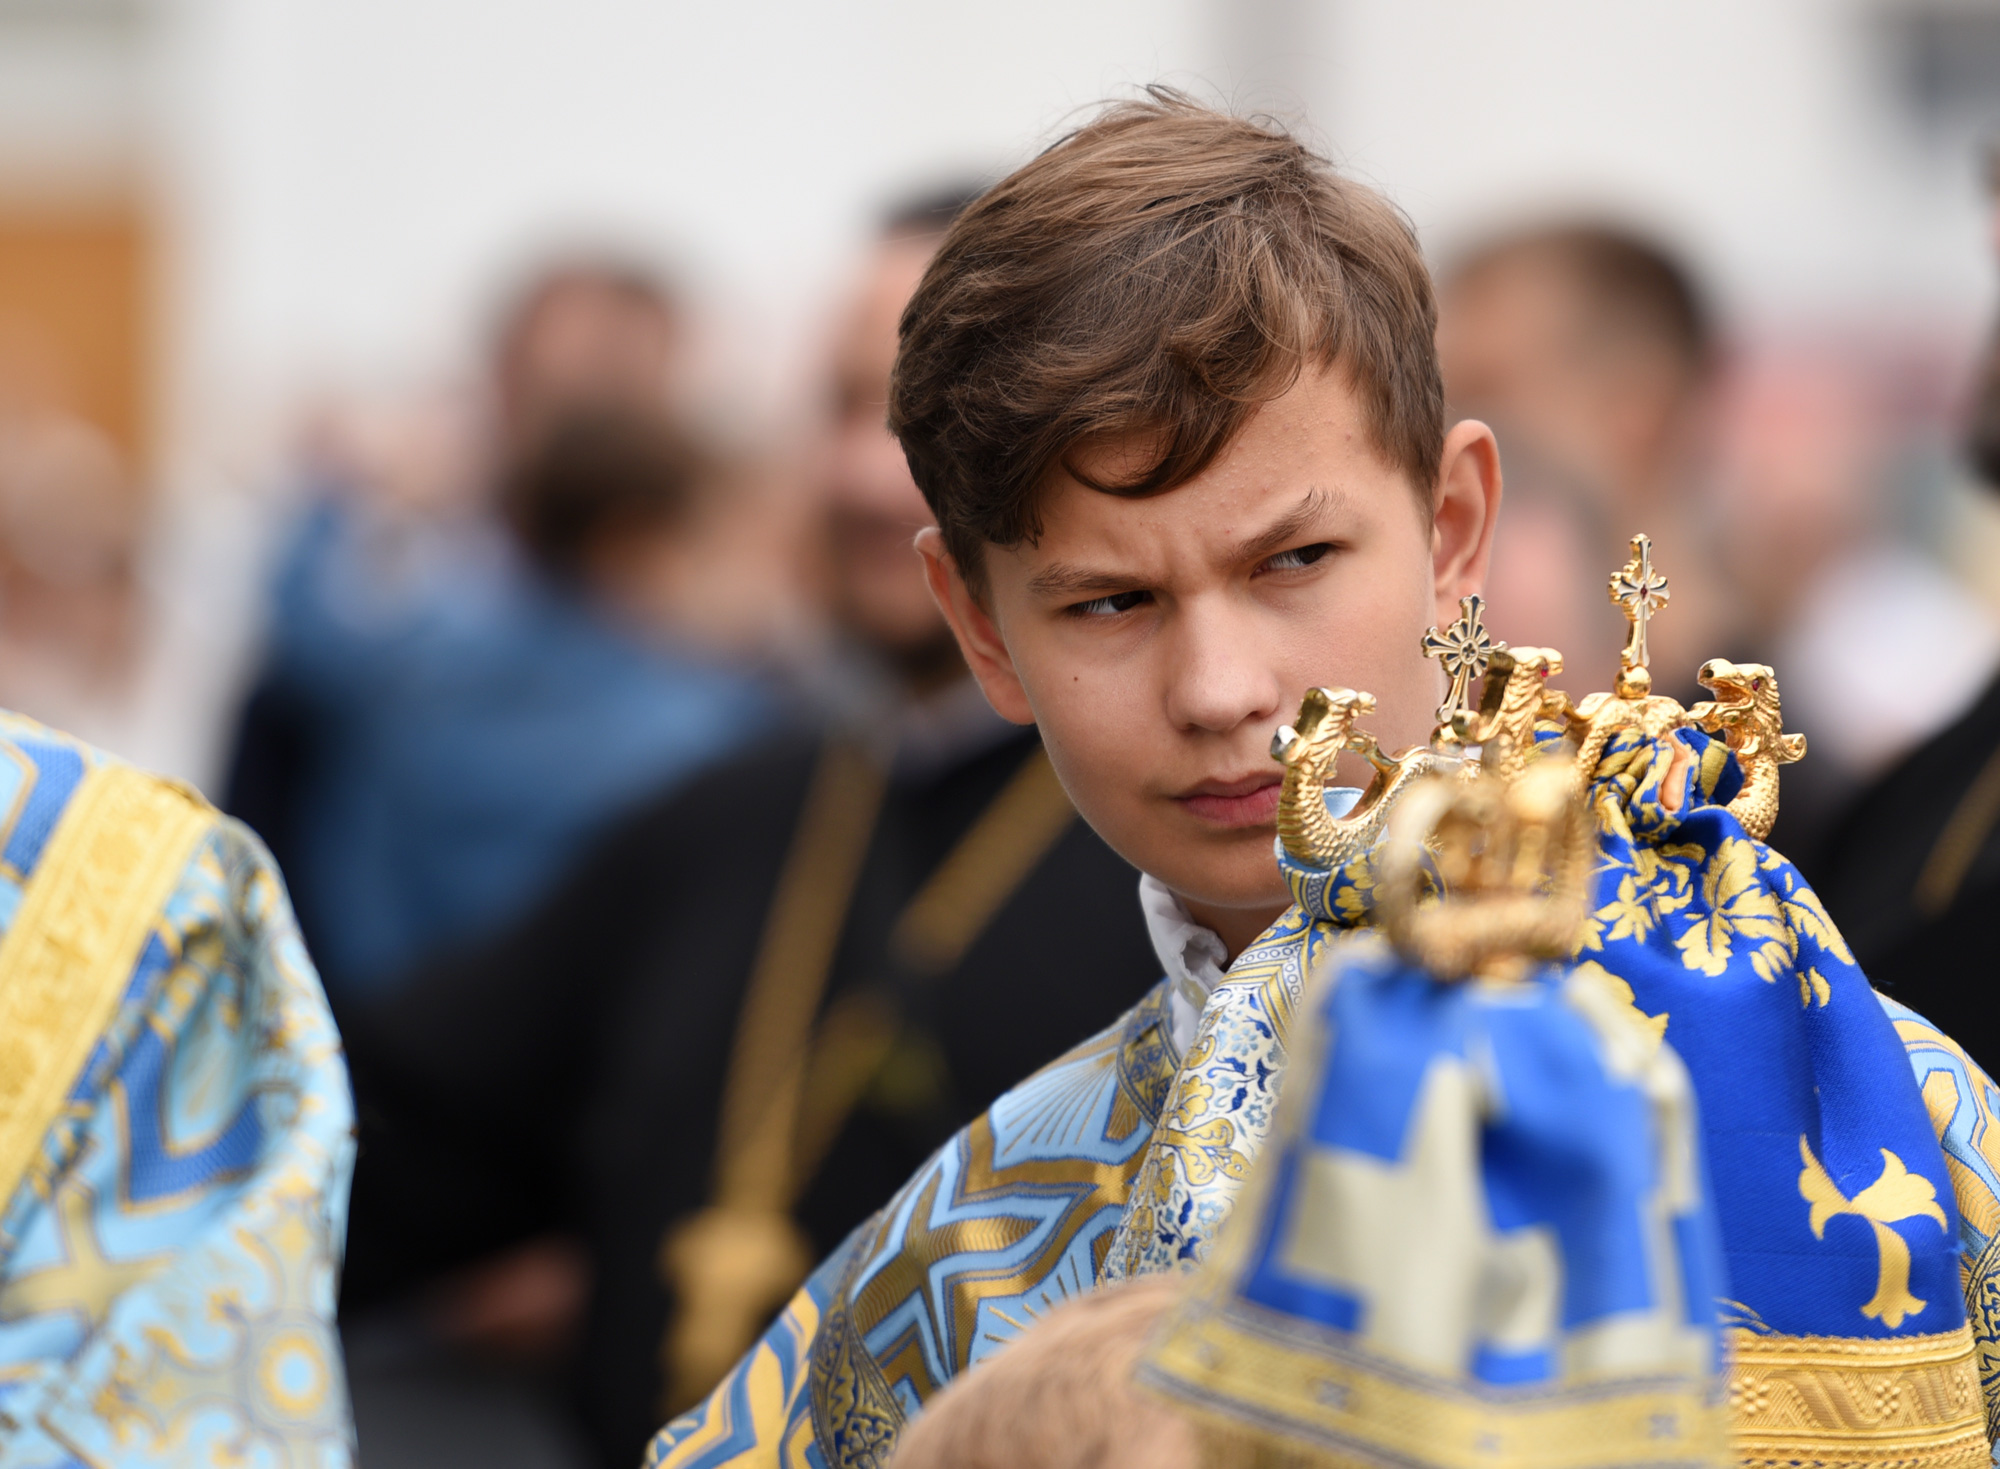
[0,1166,167,1326]
[660,739,886,1413]
[663,741,1080,1415]
[1913,738,2000,918]
[1727,1326,1987,1469]
[1139,1296,1728,1469]
[1798,1138,1951,1330]
[0,764,211,1221]
[888,748,1074,974]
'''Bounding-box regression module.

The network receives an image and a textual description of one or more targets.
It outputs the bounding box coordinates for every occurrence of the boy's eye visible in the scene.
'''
[1260,542,1332,574]
[1069,589,1153,618]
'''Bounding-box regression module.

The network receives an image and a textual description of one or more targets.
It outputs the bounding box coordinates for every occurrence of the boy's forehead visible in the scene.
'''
[999,367,1413,585]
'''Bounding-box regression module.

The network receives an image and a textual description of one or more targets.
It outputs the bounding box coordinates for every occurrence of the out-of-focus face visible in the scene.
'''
[922,366,1500,952]
[498,279,679,456]
[823,236,953,660]
[1438,254,1684,507]
[1439,257,1595,470]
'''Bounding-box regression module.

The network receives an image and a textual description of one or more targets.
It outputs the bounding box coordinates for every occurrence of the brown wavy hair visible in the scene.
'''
[889,87,1445,590]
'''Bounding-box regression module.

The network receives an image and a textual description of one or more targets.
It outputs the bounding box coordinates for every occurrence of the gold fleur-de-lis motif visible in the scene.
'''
[1420,593,1497,731]
[1609,533,1670,696]
[1797,1136,1949,1330]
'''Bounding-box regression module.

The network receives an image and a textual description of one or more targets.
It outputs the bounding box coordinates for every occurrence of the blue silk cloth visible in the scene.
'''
[1573,730,1970,1337]
[1139,935,1730,1469]
[646,726,2000,1469]
[0,712,357,1467]
[1556,726,1993,1465]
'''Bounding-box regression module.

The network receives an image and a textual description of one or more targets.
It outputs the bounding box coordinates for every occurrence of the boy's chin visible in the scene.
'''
[1145,834,1291,919]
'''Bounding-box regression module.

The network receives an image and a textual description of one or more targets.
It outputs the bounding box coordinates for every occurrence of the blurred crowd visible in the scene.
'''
[4,155,2000,1468]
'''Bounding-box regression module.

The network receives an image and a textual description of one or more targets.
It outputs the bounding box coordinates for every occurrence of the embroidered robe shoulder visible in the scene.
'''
[646,982,1178,1469]
[0,711,356,1468]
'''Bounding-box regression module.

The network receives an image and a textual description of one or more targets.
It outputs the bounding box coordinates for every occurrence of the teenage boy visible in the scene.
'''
[646,88,1498,1469]
[649,92,2000,1469]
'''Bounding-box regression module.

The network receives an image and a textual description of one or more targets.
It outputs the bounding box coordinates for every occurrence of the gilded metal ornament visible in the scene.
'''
[1686,659,1807,842]
[1421,593,1496,734]
[1609,532,1670,697]
[1555,532,1695,794]
[1273,528,1811,896]
[1450,646,1566,782]
[1375,756,1593,982]
[1271,687,1455,871]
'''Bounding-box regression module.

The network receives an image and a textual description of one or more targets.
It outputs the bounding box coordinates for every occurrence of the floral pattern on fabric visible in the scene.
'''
[1102,899,1351,1281]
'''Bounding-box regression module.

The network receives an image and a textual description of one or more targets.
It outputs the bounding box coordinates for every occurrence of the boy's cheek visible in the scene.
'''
[1030,692,1143,816]
[1301,589,1442,750]
[1026,692,1158,853]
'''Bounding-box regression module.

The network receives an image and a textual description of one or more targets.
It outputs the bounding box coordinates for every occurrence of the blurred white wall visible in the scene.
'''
[158,0,1216,462]
[142,0,1997,476]
[1294,0,1991,334]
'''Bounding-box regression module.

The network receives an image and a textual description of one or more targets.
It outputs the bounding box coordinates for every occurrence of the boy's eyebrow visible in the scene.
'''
[1225,485,1341,565]
[1025,486,1347,600]
[1026,562,1136,600]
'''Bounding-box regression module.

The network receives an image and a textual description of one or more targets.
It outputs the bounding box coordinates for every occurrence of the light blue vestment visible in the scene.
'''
[0,712,356,1467]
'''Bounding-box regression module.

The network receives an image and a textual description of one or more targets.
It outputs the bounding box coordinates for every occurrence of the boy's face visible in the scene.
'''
[921,365,1500,950]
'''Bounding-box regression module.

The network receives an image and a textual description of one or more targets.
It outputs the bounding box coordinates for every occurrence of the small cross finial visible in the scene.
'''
[1609,533,1670,696]
[1421,593,1496,730]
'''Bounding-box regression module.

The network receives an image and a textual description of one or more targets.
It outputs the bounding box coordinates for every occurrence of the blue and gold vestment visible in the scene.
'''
[1141,932,1731,1469]
[647,725,2000,1469]
[647,981,1182,1468]
[0,712,356,1467]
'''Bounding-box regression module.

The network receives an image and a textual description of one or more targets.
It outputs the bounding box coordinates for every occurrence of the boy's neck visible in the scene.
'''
[1179,895,1289,966]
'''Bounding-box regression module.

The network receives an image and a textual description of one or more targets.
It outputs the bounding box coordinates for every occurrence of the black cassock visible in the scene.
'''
[338,719,1162,1465]
[1811,668,2000,1078]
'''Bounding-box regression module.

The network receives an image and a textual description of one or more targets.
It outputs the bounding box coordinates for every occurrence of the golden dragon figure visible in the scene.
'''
[1272,687,1455,871]
[1450,646,1566,782]
[1685,658,1806,842]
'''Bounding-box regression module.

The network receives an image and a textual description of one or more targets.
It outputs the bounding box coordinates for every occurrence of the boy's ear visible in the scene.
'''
[914,529,1037,725]
[1429,419,1503,624]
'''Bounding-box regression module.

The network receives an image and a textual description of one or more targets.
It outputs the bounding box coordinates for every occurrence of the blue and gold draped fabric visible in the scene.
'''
[647,982,1180,1468]
[645,741,2000,1469]
[1139,932,1729,1469]
[0,711,356,1468]
[1102,813,1369,1285]
[1572,723,1991,1469]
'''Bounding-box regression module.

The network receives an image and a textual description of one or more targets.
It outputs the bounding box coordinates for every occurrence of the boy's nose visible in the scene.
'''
[1162,606,1284,735]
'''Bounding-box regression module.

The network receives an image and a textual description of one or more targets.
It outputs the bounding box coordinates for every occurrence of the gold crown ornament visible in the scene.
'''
[1375,754,1593,982]
[1557,533,1806,841]
[1273,530,1809,873]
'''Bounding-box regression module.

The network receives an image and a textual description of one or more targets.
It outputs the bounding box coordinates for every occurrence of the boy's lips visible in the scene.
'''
[1175,773,1283,829]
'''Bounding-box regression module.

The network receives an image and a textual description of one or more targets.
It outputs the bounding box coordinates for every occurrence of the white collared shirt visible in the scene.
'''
[1136,786,1363,1052]
[1138,874,1231,1054]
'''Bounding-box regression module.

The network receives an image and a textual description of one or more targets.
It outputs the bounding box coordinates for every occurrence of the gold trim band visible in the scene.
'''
[0,763,212,1216]
[1141,1298,1728,1469]
[1727,1326,1988,1469]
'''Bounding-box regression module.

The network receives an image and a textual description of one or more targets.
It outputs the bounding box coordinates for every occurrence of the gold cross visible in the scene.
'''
[1609,533,1670,688]
[1420,593,1496,730]
[1798,1136,1947,1330]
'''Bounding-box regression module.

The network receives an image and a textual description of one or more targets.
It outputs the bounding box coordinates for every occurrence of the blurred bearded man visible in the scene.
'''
[335,189,1164,1468]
